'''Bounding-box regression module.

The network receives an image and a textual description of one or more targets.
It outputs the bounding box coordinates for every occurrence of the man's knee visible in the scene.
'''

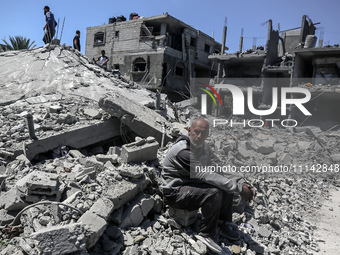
[203,187,223,204]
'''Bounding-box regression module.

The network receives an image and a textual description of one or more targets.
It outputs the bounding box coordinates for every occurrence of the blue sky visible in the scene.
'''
[0,0,339,54]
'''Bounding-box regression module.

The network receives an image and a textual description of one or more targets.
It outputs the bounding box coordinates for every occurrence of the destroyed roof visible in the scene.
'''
[0,44,174,159]
[0,44,154,106]
[88,13,222,46]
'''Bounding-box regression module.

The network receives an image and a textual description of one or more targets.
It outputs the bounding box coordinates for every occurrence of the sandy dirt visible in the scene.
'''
[313,188,340,254]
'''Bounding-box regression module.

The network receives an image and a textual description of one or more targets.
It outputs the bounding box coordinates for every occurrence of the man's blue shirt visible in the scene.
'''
[46,11,56,30]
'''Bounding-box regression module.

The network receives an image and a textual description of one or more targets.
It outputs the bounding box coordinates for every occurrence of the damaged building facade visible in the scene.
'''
[208,15,340,130]
[85,13,221,99]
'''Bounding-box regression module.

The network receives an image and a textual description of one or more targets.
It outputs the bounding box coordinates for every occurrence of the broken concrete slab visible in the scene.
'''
[68,150,85,159]
[84,109,102,119]
[99,93,172,145]
[104,177,149,210]
[120,195,155,229]
[89,197,115,221]
[96,154,119,164]
[78,211,107,249]
[75,167,96,181]
[31,223,86,255]
[118,165,144,179]
[0,187,29,211]
[21,118,121,160]
[0,208,15,225]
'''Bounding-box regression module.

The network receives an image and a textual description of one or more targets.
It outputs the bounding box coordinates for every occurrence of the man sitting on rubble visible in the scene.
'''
[161,118,256,254]
[93,50,109,70]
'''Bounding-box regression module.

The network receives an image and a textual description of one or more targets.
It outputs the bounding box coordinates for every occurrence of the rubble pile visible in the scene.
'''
[1,45,339,254]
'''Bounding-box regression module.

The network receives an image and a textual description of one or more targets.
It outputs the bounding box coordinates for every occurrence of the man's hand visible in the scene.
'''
[240,183,256,202]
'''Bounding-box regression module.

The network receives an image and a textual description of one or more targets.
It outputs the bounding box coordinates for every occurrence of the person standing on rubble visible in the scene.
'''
[43,6,57,44]
[93,50,109,70]
[73,30,81,51]
[161,118,256,254]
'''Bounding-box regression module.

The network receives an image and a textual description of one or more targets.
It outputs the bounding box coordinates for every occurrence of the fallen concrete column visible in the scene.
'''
[21,118,121,160]
[99,93,173,145]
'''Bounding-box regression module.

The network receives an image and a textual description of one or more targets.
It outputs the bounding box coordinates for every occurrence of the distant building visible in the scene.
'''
[209,15,340,129]
[85,13,222,99]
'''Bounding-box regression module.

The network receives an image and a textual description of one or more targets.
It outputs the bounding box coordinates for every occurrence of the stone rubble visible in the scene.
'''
[0,45,339,255]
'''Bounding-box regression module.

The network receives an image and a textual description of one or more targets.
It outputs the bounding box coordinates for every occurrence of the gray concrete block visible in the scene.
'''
[168,207,198,227]
[96,154,118,164]
[0,209,15,226]
[15,171,62,201]
[120,203,144,229]
[85,157,104,172]
[140,197,155,217]
[89,197,115,221]
[104,177,149,210]
[75,167,96,181]
[84,108,102,119]
[108,146,121,156]
[0,187,29,211]
[68,150,85,158]
[31,223,86,255]
[121,139,159,163]
[78,211,107,249]
[15,154,31,166]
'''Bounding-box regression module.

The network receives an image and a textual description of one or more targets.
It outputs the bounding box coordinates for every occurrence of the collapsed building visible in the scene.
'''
[85,13,222,100]
[0,15,339,255]
[208,15,340,130]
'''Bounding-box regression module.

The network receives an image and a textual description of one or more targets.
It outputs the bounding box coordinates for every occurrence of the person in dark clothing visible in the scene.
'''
[93,50,109,70]
[161,118,256,254]
[73,30,81,51]
[43,6,57,44]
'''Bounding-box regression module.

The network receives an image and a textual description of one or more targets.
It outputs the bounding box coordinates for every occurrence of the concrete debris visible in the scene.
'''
[31,223,86,254]
[99,94,173,145]
[0,43,339,255]
[121,137,159,163]
[15,171,63,202]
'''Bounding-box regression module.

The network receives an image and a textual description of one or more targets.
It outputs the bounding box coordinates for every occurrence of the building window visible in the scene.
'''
[175,62,185,77]
[190,37,196,47]
[204,44,210,53]
[94,32,105,44]
[133,58,146,72]
[115,31,119,38]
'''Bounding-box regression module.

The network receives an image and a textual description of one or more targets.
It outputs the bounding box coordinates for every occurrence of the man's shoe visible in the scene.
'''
[219,224,241,241]
[195,234,222,254]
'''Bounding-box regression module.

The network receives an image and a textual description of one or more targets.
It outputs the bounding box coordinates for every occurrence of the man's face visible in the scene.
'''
[44,8,48,15]
[189,119,209,147]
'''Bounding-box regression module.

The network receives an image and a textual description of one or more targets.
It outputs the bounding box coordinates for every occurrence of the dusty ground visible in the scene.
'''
[314,188,340,254]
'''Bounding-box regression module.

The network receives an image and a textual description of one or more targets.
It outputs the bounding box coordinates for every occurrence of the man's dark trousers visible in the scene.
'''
[164,183,233,237]
[43,29,55,44]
